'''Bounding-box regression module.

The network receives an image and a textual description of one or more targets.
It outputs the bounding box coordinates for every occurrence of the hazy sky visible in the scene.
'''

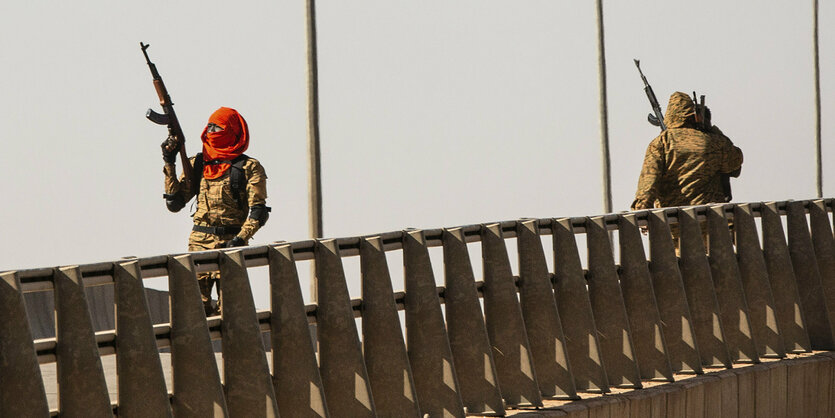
[2,1,832,307]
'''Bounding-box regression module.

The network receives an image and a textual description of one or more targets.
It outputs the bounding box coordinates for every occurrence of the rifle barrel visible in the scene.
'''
[140,42,160,79]
[634,58,666,131]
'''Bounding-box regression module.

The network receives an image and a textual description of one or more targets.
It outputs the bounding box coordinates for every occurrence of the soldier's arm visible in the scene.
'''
[711,126,743,175]
[631,138,665,210]
[237,160,270,242]
[723,146,743,177]
[163,157,197,212]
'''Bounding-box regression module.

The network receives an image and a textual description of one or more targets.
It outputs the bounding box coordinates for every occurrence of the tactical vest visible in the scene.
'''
[192,153,249,210]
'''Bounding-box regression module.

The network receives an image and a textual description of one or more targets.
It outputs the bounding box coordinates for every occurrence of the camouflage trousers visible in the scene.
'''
[198,271,222,317]
[189,229,238,317]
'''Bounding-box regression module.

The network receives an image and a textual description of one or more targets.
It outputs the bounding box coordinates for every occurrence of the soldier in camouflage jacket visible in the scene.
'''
[631,91,743,211]
[162,107,270,316]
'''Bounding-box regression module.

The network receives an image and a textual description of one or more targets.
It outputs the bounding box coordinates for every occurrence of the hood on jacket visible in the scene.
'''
[663,91,697,129]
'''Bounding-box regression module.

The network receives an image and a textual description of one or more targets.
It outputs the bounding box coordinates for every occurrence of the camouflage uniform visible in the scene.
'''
[164,156,268,314]
[631,92,743,249]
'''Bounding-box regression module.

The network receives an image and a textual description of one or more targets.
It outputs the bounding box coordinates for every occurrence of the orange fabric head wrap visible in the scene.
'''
[200,107,250,179]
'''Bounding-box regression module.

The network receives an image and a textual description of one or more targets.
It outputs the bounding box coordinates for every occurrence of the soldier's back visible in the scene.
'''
[657,128,729,206]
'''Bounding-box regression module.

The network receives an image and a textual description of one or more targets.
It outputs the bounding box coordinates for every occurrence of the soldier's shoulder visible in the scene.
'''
[708,126,733,144]
[648,132,668,148]
[241,156,264,168]
[241,156,267,179]
[668,127,710,142]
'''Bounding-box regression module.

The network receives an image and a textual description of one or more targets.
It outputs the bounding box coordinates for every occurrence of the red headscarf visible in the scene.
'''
[200,107,249,179]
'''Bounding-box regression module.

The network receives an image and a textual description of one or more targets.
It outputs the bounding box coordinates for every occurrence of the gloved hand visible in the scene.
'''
[224,237,246,248]
[161,135,179,164]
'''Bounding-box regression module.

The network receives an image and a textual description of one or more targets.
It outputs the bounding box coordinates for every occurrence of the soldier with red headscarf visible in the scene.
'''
[162,107,270,315]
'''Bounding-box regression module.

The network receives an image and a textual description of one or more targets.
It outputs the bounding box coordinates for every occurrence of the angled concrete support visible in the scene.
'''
[707,205,759,363]
[315,240,376,417]
[734,204,786,358]
[359,237,419,417]
[516,221,577,399]
[480,224,543,407]
[676,207,732,368]
[760,203,811,353]
[0,271,49,416]
[269,245,329,418]
[809,200,835,331]
[442,228,506,413]
[552,218,609,392]
[787,201,835,349]
[647,210,703,374]
[219,250,279,417]
[617,214,674,381]
[403,230,466,418]
[168,255,228,417]
[54,266,114,417]
[585,217,642,388]
[114,261,173,417]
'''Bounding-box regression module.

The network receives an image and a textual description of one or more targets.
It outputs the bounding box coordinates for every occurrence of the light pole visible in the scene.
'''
[596,0,613,214]
[813,0,823,197]
[306,0,323,300]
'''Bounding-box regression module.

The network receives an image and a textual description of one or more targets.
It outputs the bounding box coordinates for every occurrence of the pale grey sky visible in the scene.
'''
[1,1,832,307]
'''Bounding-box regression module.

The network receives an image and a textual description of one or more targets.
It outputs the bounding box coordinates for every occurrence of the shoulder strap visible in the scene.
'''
[191,153,204,183]
[229,154,249,209]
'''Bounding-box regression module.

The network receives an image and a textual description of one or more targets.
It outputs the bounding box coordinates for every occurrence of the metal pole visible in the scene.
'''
[596,0,613,214]
[813,0,823,198]
[306,0,323,301]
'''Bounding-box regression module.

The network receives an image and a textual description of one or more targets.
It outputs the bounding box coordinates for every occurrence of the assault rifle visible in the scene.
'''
[634,59,666,130]
[140,42,192,190]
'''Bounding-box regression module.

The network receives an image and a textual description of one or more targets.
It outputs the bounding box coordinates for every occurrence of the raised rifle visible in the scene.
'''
[634,59,666,130]
[140,42,192,190]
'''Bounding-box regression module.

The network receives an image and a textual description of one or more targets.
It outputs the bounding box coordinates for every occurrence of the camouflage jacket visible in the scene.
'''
[631,92,743,210]
[164,156,268,250]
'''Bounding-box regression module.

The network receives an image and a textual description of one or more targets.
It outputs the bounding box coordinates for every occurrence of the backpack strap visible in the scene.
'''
[229,154,249,210]
[193,153,249,210]
[191,153,205,185]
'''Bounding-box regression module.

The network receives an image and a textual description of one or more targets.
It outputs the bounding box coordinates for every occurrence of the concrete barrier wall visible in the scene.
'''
[0,199,833,417]
[512,353,835,418]
[23,286,170,339]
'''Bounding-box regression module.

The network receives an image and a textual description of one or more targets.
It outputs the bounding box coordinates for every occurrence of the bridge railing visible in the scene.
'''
[1,199,834,417]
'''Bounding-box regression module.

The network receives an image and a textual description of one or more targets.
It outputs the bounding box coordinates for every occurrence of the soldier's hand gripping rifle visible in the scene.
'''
[634,59,666,130]
[141,42,192,190]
